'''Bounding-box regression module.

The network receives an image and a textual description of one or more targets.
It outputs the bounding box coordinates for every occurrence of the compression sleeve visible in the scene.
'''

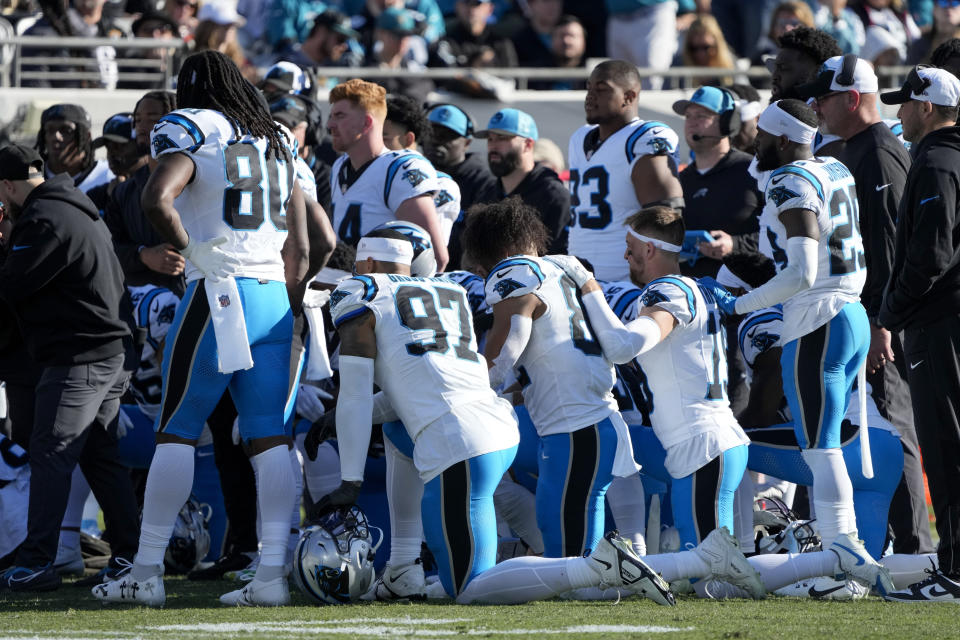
[488,315,533,389]
[581,290,662,364]
[336,355,375,482]
[371,390,400,424]
[735,236,818,315]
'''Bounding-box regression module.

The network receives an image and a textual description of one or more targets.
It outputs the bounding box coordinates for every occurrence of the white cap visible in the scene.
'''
[797,54,879,98]
[881,66,960,108]
[197,0,246,26]
[861,26,906,65]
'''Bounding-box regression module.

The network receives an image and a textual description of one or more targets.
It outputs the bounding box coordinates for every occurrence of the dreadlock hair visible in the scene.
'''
[386,94,432,147]
[176,51,291,162]
[35,114,94,174]
[460,196,549,272]
[135,90,177,115]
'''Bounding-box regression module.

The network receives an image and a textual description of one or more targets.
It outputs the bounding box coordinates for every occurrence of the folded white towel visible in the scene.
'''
[204,278,254,373]
[303,289,334,382]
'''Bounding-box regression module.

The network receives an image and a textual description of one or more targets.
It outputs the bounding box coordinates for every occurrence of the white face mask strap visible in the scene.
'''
[758,102,817,145]
[356,237,413,265]
[627,227,682,253]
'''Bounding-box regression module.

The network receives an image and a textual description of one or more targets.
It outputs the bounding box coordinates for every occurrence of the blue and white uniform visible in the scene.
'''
[485,256,637,557]
[330,149,438,246]
[150,108,299,442]
[567,120,679,281]
[434,171,462,246]
[760,157,868,449]
[738,307,903,557]
[329,273,518,597]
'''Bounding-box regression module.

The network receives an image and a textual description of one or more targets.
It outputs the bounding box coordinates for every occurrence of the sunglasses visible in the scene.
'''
[175,0,198,8]
[688,43,717,53]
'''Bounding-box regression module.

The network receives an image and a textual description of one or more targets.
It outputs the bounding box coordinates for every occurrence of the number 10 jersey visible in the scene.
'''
[759,156,866,344]
[150,108,296,284]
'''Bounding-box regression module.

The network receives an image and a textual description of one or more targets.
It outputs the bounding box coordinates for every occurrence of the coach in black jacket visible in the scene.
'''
[879,68,960,600]
[0,145,139,592]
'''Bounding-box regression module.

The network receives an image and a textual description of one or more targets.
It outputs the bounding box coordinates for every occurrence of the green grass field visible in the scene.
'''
[1,577,956,640]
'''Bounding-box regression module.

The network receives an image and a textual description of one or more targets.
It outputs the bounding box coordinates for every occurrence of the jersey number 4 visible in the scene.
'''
[223,142,292,231]
[396,285,478,361]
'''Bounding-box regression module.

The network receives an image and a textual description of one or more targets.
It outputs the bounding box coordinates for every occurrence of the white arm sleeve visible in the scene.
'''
[371,391,400,424]
[336,355,375,482]
[488,314,533,389]
[735,236,818,315]
[581,290,662,364]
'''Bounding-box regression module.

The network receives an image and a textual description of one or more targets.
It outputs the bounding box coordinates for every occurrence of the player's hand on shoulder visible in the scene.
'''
[180,236,239,282]
[543,254,594,289]
[699,276,738,316]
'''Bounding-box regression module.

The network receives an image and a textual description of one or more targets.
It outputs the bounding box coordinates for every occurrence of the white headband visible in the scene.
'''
[739,100,764,122]
[716,265,752,292]
[758,102,817,145]
[356,237,413,265]
[627,227,682,253]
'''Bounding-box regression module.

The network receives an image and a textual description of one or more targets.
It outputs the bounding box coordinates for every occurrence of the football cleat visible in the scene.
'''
[362,559,427,601]
[587,531,675,606]
[54,544,85,577]
[74,557,134,588]
[883,570,960,603]
[219,577,290,607]
[92,574,165,606]
[829,532,894,596]
[695,527,766,599]
[188,551,256,581]
[0,565,61,592]
[773,576,868,600]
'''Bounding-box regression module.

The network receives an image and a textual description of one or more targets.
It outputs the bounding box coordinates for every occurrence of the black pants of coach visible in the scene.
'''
[904,315,960,576]
[15,353,140,568]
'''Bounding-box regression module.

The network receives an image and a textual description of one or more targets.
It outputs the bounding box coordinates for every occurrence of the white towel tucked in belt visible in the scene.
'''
[204,277,253,373]
[302,288,333,382]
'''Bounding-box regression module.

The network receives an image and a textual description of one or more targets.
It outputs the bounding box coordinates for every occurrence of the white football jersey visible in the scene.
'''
[330,149,438,246]
[128,284,180,419]
[434,171,462,245]
[75,158,115,196]
[567,120,679,281]
[759,156,866,344]
[737,306,897,435]
[600,279,651,426]
[329,273,518,481]
[635,275,749,477]
[295,155,317,203]
[485,256,618,435]
[151,108,297,283]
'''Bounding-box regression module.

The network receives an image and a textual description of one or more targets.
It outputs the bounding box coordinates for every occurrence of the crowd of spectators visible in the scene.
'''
[1,1,956,94]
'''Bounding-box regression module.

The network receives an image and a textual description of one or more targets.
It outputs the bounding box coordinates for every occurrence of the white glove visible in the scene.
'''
[180,236,239,282]
[543,254,593,288]
[297,383,334,423]
[115,407,133,439]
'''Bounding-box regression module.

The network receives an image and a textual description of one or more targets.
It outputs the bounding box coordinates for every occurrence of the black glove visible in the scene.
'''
[304,408,336,461]
[307,480,362,522]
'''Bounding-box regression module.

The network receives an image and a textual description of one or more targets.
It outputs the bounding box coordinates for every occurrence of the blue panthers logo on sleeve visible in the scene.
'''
[750,331,780,354]
[493,278,525,299]
[329,289,350,309]
[434,190,454,207]
[767,185,801,207]
[648,137,673,155]
[641,289,669,307]
[152,133,179,155]
[402,168,428,187]
[157,304,176,325]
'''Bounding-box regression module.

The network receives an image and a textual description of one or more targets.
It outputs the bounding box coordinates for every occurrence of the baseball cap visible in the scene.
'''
[427,104,472,137]
[880,65,960,107]
[672,85,738,116]
[270,95,310,128]
[93,113,135,148]
[475,108,539,140]
[131,10,178,36]
[377,7,418,36]
[0,144,44,181]
[313,9,360,40]
[40,103,92,130]
[796,54,879,99]
[260,61,308,94]
[197,0,246,26]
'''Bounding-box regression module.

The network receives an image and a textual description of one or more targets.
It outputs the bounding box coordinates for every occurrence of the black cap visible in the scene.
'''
[269,95,310,129]
[93,112,135,148]
[40,104,92,129]
[0,144,44,181]
[313,9,360,40]
[131,10,178,36]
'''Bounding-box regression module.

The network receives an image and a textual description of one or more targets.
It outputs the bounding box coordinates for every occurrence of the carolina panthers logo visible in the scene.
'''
[648,137,672,154]
[157,304,176,325]
[402,168,428,187]
[329,289,350,309]
[493,278,525,299]
[751,331,780,354]
[641,289,669,307]
[314,566,351,604]
[767,185,801,207]
[152,133,179,155]
[434,190,454,207]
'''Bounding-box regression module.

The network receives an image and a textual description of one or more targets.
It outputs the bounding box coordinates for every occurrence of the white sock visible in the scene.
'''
[802,448,857,547]
[605,473,647,555]
[644,549,710,583]
[493,474,544,555]
[881,553,939,590]
[298,436,341,502]
[251,444,296,575]
[733,472,756,553]
[59,466,90,551]
[133,443,195,580]
[746,551,838,591]
[384,438,425,566]
[288,446,303,562]
[456,556,594,604]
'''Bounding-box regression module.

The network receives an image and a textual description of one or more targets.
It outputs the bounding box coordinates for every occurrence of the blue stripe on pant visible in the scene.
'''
[157,278,294,441]
[382,421,416,458]
[671,444,748,548]
[782,302,869,449]
[422,445,517,597]
[746,421,903,557]
[537,419,619,558]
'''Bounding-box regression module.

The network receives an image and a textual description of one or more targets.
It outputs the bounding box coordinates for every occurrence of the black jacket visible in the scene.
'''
[481,163,570,253]
[0,174,130,365]
[103,165,185,296]
[679,148,761,278]
[880,126,960,330]
[839,123,911,319]
[442,153,499,269]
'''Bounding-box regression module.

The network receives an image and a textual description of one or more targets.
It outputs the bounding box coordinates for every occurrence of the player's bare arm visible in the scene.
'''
[304,195,336,281]
[631,155,683,206]
[280,182,312,314]
[737,346,784,430]
[141,152,195,249]
[395,194,449,272]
